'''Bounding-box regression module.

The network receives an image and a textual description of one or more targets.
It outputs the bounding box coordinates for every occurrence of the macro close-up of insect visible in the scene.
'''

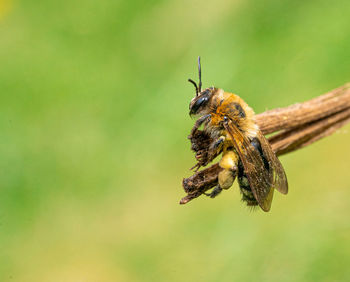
[3,0,350,280]
[184,57,288,212]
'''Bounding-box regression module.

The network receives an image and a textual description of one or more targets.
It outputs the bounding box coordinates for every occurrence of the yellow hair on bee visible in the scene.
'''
[209,90,258,139]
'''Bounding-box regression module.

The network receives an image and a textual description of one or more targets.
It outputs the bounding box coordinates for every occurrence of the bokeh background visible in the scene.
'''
[1,0,350,281]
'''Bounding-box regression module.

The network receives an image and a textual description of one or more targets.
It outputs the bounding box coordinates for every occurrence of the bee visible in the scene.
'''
[187,57,288,211]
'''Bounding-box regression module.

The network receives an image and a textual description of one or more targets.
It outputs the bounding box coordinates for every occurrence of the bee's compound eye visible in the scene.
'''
[190,96,209,115]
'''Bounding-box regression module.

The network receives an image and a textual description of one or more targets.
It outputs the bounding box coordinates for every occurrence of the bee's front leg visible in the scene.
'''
[189,114,211,138]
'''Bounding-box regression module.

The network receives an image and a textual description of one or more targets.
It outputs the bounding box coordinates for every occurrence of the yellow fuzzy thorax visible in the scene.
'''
[208,89,259,139]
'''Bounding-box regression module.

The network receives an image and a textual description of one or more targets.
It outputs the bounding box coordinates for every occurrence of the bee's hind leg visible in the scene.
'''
[204,185,223,198]
[204,145,237,199]
[215,149,238,195]
[204,167,236,198]
[218,168,236,190]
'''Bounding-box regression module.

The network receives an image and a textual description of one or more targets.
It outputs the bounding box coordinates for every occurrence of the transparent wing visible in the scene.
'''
[257,131,288,195]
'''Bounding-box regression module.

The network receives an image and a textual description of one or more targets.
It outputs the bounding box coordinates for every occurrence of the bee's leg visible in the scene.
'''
[204,136,225,163]
[218,149,237,190]
[219,167,236,188]
[189,114,211,137]
[205,185,222,198]
[210,136,225,151]
[205,141,237,198]
[205,164,236,198]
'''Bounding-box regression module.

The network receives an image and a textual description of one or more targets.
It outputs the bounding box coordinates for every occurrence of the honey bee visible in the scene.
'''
[187,57,288,211]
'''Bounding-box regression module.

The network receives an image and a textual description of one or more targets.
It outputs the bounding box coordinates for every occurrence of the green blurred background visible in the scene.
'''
[1,0,350,281]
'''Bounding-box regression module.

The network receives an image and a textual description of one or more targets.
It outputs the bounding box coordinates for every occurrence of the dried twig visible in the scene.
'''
[181,83,350,204]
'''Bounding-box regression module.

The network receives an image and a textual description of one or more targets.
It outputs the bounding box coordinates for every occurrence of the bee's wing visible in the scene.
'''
[224,120,287,211]
[257,130,288,195]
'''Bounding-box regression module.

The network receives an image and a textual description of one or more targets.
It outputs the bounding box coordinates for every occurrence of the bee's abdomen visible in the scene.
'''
[237,137,270,207]
[237,160,258,207]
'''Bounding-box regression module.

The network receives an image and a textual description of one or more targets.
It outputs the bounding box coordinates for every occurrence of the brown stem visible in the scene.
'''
[180,83,350,204]
[256,83,350,134]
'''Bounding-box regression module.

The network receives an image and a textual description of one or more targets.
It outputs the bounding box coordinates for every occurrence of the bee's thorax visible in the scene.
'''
[203,90,259,139]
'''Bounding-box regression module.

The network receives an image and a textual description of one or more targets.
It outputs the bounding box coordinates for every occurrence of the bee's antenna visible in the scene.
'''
[198,56,202,93]
[188,78,199,96]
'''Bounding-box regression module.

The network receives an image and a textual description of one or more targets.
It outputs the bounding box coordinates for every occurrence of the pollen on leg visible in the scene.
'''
[218,169,235,190]
[219,150,237,170]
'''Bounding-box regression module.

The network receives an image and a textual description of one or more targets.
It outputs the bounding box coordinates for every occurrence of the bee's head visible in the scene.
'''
[189,87,215,116]
[188,57,215,116]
